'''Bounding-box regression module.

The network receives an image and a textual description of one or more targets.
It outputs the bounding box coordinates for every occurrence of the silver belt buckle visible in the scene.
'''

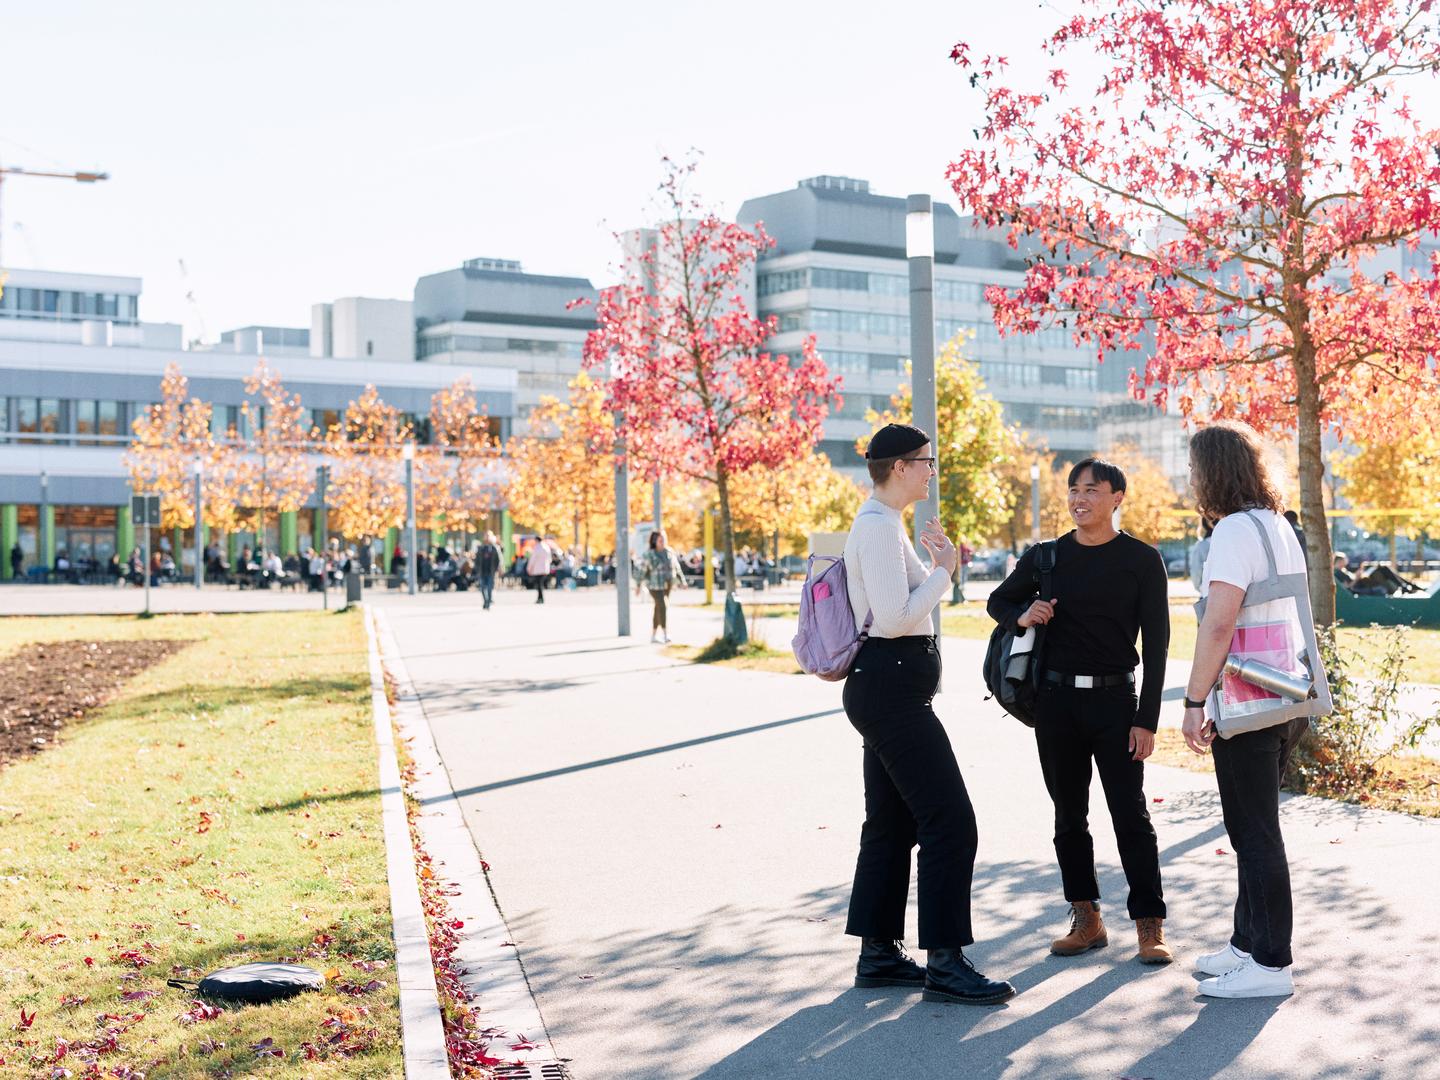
[1074,675,1095,689]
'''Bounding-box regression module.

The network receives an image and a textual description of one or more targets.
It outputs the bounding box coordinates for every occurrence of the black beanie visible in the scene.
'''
[865,423,930,460]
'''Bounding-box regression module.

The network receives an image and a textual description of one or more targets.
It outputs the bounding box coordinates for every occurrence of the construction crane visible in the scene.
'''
[0,161,109,268]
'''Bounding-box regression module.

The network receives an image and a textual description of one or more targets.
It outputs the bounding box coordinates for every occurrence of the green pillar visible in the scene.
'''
[315,506,328,552]
[227,531,239,568]
[279,510,298,556]
[116,503,133,562]
[0,505,16,580]
[384,527,397,573]
[430,527,442,551]
[42,505,56,568]
[501,509,514,563]
[171,527,182,564]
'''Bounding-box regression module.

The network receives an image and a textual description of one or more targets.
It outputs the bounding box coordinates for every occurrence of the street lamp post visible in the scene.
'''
[39,470,49,580]
[403,442,417,596]
[1031,463,1042,545]
[906,193,941,635]
[615,422,631,637]
[316,464,329,611]
[193,459,203,589]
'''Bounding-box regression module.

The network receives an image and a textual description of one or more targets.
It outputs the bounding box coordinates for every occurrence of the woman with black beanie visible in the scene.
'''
[841,422,1016,1006]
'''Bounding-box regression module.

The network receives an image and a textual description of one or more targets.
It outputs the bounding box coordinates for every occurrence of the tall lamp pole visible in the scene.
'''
[615,420,631,637]
[1030,463,1042,545]
[39,470,49,580]
[906,193,941,635]
[403,442,417,596]
[193,459,203,589]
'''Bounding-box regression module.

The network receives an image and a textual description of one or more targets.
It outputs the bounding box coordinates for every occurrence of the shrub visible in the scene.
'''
[1286,625,1439,799]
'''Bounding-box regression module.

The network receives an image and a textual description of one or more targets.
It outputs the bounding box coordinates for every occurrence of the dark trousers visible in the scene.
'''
[1033,683,1165,919]
[842,636,978,949]
[649,586,669,630]
[477,573,495,608]
[1211,716,1308,968]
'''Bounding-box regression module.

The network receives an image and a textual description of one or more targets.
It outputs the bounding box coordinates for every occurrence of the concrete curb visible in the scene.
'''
[362,605,451,1079]
[373,606,566,1073]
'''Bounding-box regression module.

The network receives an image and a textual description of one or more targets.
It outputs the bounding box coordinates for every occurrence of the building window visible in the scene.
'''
[98,400,120,438]
[758,269,808,296]
[820,438,865,468]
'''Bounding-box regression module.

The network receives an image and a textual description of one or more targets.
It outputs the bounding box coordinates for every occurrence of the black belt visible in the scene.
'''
[1042,670,1135,689]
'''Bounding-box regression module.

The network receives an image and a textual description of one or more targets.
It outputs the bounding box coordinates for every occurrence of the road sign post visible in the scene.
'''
[131,494,161,617]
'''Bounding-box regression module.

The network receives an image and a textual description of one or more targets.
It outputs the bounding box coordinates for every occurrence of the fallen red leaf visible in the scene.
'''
[1152,797,1165,804]
[1215,848,1230,856]
[17,1007,35,1030]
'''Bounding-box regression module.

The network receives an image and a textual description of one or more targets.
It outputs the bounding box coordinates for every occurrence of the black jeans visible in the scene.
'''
[1034,682,1165,919]
[1211,716,1309,968]
[477,573,495,608]
[842,636,978,949]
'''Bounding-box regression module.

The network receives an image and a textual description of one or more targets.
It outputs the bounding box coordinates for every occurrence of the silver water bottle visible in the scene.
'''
[1222,656,1314,702]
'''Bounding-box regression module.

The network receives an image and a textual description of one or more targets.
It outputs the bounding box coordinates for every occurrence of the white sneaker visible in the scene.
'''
[1198,956,1293,998]
[651,631,660,643]
[1195,942,1250,976]
[662,632,670,643]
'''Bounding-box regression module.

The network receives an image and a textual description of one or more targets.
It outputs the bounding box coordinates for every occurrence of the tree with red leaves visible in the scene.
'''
[948,0,1440,623]
[581,159,841,590]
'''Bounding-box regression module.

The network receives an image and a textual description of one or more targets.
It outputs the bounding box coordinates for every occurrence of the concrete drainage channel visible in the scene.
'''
[366,605,573,1080]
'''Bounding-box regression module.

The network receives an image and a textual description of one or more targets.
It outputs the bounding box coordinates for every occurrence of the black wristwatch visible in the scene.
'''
[1183,696,1207,710]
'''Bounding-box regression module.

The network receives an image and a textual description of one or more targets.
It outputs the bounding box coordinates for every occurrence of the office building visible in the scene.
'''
[737,176,1146,474]
[0,268,514,579]
[413,257,597,430]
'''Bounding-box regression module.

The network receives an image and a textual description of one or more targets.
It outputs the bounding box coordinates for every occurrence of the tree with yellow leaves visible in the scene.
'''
[505,373,618,556]
[1102,444,1190,546]
[416,377,502,540]
[324,386,411,543]
[726,451,866,560]
[866,336,1027,553]
[124,364,240,531]
[1332,427,1440,568]
[234,361,314,549]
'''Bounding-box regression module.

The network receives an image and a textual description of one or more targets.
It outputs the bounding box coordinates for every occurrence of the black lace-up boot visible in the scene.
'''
[854,938,926,988]
[922,949,1017,1005]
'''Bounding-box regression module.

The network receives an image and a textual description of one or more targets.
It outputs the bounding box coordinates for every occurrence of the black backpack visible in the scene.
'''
[983,541,1056,727]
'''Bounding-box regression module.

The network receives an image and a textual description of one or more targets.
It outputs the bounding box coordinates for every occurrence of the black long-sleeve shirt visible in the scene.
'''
[987,531,1170,731]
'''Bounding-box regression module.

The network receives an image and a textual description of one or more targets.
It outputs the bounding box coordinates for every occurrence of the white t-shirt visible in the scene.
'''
[1202,508,1311,718]
[1201,509,1306,599]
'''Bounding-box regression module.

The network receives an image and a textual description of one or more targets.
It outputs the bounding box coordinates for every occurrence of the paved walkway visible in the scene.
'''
[372,586,1440,1080]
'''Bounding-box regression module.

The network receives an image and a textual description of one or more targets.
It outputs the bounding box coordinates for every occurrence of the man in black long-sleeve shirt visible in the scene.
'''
[988,457,1173,965]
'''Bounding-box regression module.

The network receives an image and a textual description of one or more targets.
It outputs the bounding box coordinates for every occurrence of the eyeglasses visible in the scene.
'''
[901,456,937,467]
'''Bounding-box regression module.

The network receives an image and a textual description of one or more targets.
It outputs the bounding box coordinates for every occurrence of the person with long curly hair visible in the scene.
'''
[1182,419,1311,999]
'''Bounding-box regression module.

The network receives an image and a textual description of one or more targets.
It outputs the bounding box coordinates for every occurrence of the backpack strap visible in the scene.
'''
[1031,539,1057,598]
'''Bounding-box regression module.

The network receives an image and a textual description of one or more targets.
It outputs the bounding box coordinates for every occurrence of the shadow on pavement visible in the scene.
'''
[429,709,845,803]
[508,835,1440,1079]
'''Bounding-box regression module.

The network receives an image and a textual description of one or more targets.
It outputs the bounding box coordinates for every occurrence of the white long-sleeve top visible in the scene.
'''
[843,498,950,638]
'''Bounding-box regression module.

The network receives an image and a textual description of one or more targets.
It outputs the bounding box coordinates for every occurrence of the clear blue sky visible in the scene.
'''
[0,1,1206,342]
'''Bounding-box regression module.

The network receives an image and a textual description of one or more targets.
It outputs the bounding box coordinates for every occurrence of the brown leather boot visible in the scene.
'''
[1050,901,1107,956]
[1136,917,1173,965]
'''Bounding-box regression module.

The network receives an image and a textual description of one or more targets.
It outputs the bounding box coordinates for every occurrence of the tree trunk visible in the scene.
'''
[1294,353,1336,625]
[715,462,737,596]
[1389,526,1398,571]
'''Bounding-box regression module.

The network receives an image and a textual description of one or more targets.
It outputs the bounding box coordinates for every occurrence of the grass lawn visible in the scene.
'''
[665,638,802,674]
[0,611,402,1077]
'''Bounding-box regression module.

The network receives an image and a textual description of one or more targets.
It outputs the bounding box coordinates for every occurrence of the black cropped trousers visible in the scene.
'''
[842,635,978,949]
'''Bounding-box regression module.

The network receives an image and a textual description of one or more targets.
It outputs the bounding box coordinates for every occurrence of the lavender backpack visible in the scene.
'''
[792,510,880,680]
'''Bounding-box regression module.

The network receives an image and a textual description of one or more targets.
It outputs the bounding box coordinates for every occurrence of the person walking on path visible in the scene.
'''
[643,531,684,643]
[9,542,21,581]
[476,532,501,610]
[988,457,1173,965]
[841,422,1015,1007]
[526,536,553,604]
[1182,421,1315,999]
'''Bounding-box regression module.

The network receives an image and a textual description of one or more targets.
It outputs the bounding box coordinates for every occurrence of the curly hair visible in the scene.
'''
[1188,420,1284,520]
